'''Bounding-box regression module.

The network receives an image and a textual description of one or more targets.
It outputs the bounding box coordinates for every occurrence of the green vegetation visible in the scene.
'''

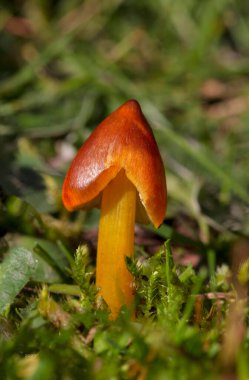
[0,1,249,379]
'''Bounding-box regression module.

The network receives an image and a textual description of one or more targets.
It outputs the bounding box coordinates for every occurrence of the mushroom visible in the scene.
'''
[62,100,167,319]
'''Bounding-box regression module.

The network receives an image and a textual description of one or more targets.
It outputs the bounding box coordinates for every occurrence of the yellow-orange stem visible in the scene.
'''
[96,169,136,319]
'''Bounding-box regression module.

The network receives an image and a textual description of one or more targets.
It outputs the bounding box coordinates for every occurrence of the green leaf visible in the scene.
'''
[0,247,38,315]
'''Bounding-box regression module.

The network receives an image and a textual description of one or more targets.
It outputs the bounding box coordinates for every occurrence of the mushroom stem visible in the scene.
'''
[96,169,136,319]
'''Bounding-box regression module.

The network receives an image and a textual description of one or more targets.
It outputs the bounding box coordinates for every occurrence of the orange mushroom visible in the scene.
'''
[62,100,167,319]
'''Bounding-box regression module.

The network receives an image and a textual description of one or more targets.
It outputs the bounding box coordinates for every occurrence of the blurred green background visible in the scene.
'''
[0,0,249,252]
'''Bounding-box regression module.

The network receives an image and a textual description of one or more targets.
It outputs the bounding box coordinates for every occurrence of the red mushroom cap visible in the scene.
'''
[62,99,167,227]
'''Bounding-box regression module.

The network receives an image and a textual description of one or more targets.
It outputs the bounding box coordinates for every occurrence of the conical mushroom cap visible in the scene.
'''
[62,100,167,227]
